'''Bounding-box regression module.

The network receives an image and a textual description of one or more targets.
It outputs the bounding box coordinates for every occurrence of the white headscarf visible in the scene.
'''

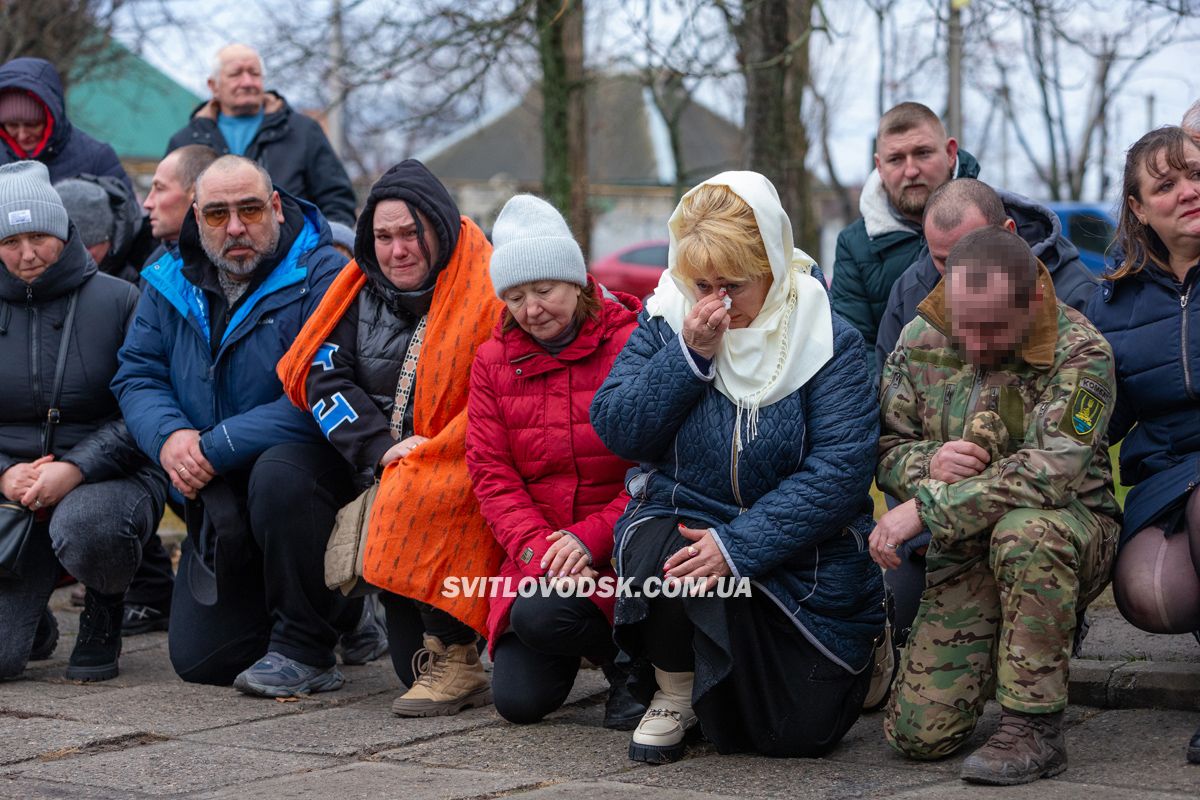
[645,171,834,447]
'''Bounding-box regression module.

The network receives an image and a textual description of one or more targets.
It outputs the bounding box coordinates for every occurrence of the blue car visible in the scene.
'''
[1047,202,1117,274]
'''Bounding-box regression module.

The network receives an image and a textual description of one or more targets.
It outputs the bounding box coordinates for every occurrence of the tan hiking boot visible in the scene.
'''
[391,634,492,718]
[862,619,895,711]
[629,668,698,764]
[960,709,1067,785]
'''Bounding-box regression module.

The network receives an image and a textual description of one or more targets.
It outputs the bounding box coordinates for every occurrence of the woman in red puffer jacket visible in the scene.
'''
[466,194,644,729]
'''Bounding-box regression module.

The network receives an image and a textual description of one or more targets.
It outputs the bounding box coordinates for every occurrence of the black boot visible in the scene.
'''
[29,606,59,661]
[601,659,648,731]
[66,589,123,682]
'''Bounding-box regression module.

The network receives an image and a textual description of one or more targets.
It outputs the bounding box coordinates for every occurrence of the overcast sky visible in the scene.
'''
[122,0,1200,206]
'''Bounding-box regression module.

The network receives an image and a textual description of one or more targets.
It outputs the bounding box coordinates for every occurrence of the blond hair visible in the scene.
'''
[674,184,771,285]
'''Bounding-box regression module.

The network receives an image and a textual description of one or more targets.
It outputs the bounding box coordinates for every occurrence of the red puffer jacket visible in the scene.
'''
[467,285,641,651]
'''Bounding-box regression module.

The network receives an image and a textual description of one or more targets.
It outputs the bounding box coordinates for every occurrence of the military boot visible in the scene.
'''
[391,634,492,717]
[960,709,1067,785]
[629,668,698,764]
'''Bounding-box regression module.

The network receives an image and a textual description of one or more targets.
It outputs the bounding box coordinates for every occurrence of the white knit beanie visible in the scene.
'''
[489,194,586,297]
[0,161,69,241]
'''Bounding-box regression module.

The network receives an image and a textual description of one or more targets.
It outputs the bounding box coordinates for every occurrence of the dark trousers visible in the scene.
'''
[622,516,870,758]
[492,593,617,724]
[380,592,477,687]
[168,442,360,685]
[122,496,178,609]
[0,474,165,678]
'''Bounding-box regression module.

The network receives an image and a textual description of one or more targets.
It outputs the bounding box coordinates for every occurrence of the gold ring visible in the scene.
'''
[176,465,188,474]
[32,499,42,509]
[886,543,898,550]
[687,546,699,556]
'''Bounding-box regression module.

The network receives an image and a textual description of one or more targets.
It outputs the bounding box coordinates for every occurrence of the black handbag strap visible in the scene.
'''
[41,291,78,456]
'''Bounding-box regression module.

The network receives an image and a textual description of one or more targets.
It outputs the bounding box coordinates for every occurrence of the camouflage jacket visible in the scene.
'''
[877,262,1120,547]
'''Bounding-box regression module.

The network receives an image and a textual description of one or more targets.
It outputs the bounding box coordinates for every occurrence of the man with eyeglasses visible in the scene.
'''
[113,155,362,697]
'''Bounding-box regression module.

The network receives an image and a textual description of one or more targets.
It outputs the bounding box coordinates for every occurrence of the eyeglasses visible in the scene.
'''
[200,202,268,228]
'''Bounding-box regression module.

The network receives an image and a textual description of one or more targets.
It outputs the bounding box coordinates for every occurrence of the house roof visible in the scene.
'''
[66,41,203,161]
[420,74,742,187]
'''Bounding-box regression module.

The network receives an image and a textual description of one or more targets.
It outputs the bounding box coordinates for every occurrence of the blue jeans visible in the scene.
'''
[0,472,166,678]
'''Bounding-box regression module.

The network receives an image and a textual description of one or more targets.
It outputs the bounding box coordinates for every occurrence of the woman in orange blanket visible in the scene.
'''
[277,159,503,718]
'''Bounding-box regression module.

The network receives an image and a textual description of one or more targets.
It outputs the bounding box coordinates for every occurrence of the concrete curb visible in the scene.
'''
[1069,658,1200,711]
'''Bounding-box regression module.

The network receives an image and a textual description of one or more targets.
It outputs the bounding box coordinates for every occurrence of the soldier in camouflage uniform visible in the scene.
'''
[870,226,1119,785]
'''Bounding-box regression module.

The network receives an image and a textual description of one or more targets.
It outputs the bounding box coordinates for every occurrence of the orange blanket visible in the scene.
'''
[278,217,504,635]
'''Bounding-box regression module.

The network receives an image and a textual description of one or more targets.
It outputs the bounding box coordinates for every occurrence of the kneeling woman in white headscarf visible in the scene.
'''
[591,172,883,763]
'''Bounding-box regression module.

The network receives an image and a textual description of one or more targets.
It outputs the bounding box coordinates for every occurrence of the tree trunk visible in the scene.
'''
[535,0,589,258]
[738,0,816,255]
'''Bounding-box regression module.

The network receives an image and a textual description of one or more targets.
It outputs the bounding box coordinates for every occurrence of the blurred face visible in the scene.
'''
[690,270,772,329]
[502,280,581,341]
[925,208,996,275]
[373,200,438,291]
[86,241,111,265]
[144,153,192,241]
[0,232,65,284]
[194,164,283,279]
[876,122,958,221]
[3,119,45,153]
[947,267,1039,368]
[1128,142,1200,252]
[208,50,265,117]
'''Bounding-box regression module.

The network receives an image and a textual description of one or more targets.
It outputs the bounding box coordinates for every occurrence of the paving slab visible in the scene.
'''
[0,774,135,800]
[1060,708,1200,794]
[610,750,946,799]
[182,691,500,756]
[890,778,1195,799]
[0,717,143,766]
[4,740,337,796]
[194,760,546,800]
[1078,607,1200,663]
[0,681,306,735]
[384,721,636,780]
[508,778,735,799]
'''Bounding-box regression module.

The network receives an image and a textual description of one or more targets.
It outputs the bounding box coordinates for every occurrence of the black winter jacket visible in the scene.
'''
[305,159,463,474]
[0,227,154,484]
[166,93,357,226]
[875,189,1099,373]
[0,58,133,193]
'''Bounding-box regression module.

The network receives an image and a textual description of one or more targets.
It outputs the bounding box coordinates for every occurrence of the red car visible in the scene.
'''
[589,240,668,299]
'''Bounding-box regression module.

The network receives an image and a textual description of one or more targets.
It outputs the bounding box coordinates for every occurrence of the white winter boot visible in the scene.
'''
[629,667,698,764]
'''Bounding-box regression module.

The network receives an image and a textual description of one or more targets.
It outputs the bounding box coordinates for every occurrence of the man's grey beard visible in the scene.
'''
[201,224,281,278]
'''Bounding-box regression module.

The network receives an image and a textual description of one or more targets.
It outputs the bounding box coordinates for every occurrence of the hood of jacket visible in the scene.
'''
[353,158,461,310]
[859,149,981,239]
[999,189,1083,275]
[77,173,145,277]
[187,90,288,123]
[0,223,95,303]
[0,57,70,159]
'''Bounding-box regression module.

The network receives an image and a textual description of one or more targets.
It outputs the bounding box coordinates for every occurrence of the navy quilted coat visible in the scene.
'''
[590,311,884,673]
[1087,263,1200,544]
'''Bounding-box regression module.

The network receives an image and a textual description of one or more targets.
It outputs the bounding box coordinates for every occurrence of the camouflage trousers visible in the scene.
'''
[884,503,1117,760]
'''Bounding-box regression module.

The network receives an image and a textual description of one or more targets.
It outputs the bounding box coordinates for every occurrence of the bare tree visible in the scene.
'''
[0,0,132,89]
[974,0,1199,200]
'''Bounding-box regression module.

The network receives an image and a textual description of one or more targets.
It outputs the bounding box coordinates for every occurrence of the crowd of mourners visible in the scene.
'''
[1,41,1198,787]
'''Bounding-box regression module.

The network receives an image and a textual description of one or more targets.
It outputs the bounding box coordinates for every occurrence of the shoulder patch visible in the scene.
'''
[1064,383,1106,442]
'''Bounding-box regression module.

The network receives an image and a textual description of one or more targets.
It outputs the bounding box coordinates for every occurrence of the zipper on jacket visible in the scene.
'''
[940,382,955,442]
[963,367,985,436]
[26,286,43,420]
[1182,287,1196,400]
[881,372,903,418]
[1034,400,1051,449]
[729,424,746,509]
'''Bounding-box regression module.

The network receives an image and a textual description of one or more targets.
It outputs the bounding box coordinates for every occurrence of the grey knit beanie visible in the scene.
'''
[0,161,68,241]
[489,194,586,297]
[54,178,113,247]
